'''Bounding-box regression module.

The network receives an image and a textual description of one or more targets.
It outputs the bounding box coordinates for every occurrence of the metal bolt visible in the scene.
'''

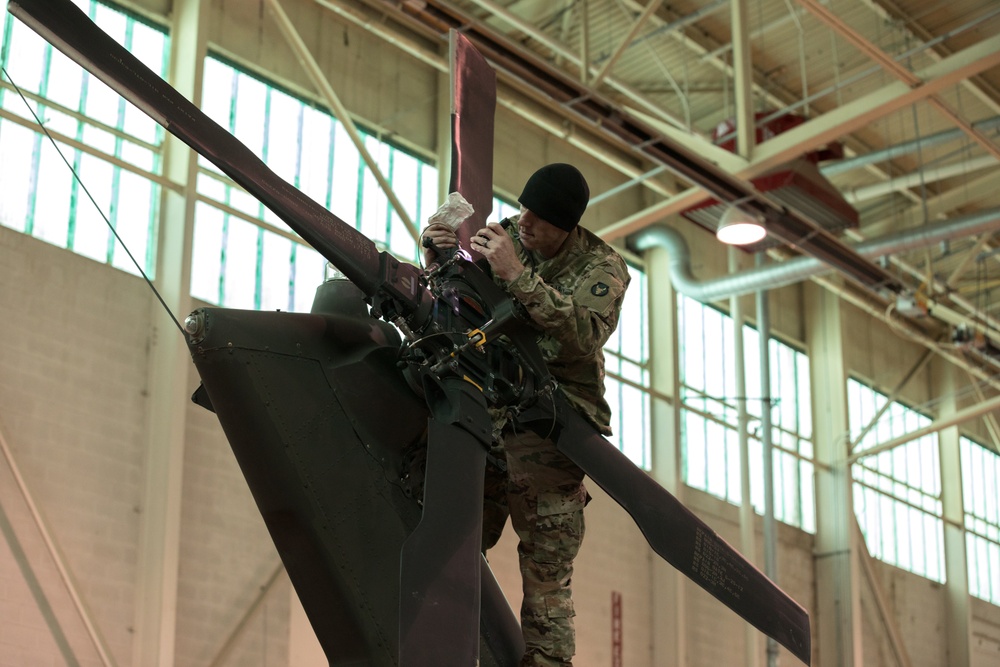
[183,312,203,336]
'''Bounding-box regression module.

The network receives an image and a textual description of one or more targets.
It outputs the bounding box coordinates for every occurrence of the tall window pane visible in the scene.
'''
[848,379,945,582]
[193,56,431,310]
[604,266,651,469]
[962,437,1000,603]
[0,2,166,276]
[678,294,815,532]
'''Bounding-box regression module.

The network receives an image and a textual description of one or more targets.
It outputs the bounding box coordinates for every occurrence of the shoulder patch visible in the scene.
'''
[574,264,628,316]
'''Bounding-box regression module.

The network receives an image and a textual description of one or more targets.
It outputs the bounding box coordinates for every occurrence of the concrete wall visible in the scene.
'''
[0,226,294,666]
[0,227,151,666]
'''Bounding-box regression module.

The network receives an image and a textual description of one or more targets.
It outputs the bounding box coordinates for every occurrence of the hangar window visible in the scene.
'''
[0,1,167,277]
[848,379,945,582]
[962,437,1000,604]
[192,55,435,310]
[604,266,651,469]
[678,294,816,532]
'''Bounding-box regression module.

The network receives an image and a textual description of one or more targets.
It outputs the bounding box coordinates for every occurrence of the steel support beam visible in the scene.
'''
[844,155,998,204]
[823,116,1000,178]
[731,250,760,667]
[645,243,686,667]
[578,0,589,86]
[465,0,688,129]
[965,373,1000,451]
[756,262,779,667]
[466,0,758,170]
[730,0,755,161]
[811,274,1000,397]
[131,0,203,664]
[848,391,1000,464]
[850,347,936,451]
[590,0,665,89]
[854,520,913,667]
[938,368,973,667]
[806,282,861,667]
[840,0,1000,114]
[730,4,761,661]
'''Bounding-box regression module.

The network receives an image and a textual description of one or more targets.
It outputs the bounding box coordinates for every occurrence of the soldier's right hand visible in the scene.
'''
[421,223,458,265]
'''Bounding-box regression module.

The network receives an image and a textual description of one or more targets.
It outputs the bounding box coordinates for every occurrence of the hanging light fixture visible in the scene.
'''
[716,204,766,245]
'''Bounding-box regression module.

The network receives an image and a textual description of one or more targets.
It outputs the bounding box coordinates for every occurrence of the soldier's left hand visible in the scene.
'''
[473,222,524,282]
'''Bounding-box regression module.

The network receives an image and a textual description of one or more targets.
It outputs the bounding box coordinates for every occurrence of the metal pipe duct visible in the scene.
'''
[821,115,1000,177]
[631,207,1000,302]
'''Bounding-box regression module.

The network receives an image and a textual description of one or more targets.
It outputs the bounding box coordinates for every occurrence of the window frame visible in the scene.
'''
[0,0,169,277]
[677,294,816,532]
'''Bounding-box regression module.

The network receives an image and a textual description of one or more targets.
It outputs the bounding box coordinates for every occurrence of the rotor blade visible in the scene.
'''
[399,378,492,666]
[8,0,383,296]
[448,29,496,254]
[480,559,526,665]
[517,396,812,665]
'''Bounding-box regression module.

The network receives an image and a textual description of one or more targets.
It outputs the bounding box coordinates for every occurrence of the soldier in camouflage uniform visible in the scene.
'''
[422,163,629,666]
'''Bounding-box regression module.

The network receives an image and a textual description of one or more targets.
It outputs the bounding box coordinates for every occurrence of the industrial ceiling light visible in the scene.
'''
[716,204,766,245]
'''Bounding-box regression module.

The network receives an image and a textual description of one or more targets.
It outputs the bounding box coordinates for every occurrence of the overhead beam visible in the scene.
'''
[843,155,998,203]
[849,347,936,451]
[966,372,1000,451]
[484,0,756,169]
[748,33,1000,176]
[464,0,688,130]
[375,0,903,291]
[793,0,1000,162]
[946,233,995,290]
[811,275,1000,398]
[863,170,999,236]
[600,34,1000,240]
[848,391,1000,464]
[619,0,932,210]
[852,0,1000,116]
[590,0,665,88]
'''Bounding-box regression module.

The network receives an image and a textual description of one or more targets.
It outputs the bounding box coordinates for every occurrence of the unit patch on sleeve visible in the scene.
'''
[591,282,610,297]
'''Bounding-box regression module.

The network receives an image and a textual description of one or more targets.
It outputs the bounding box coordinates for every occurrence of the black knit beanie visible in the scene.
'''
[517,163,590,232]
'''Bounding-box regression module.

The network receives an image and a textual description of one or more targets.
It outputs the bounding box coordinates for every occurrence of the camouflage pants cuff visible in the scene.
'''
[519,592,576,666]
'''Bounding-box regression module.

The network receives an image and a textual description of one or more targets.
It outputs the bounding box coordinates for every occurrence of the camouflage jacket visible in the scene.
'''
[500,216,630,434]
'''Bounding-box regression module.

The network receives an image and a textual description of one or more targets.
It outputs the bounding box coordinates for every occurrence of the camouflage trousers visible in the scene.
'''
[482,426,589,667]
